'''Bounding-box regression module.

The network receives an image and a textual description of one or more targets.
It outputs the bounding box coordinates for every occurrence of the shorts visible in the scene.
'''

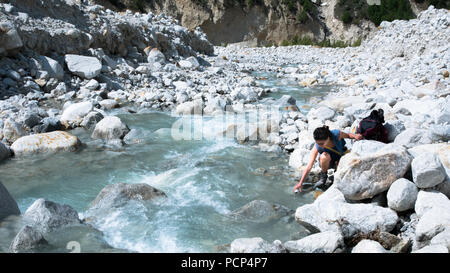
[318,152,340,170]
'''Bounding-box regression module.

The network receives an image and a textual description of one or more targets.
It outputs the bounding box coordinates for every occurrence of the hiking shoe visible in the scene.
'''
[314,172,328,190]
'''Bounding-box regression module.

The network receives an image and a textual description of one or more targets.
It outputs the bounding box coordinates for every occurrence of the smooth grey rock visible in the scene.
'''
[8,225,48,253]
[2,119,26,143]
[0,21,23,54]
[90,183,166,209]
[335,140,413,200]
[23,113,41,129]
[147,48,165,64]
[351,240,389,253]
[11,131,81,156]
[390,239,412,253]
[35,117,63,133]
[65,54,102,79]
[123,129,146,145]
[0,141,11,162]
[23,199,82,233]
[0,181,20,222]
[36,55,64,80]
[91,116,130,140]
[411,153,446,189]
[384,120,406,143]
[387,178,418,212]
[283,231,344,253]
[85,79,99,90]
[80,111,104,130]
[178,56,200,69]
[227,200,292,223]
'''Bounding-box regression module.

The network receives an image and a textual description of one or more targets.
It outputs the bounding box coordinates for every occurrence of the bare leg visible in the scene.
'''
[319,152,331,173]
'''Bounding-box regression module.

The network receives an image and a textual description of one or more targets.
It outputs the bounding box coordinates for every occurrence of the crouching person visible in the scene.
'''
[293,126,363,193]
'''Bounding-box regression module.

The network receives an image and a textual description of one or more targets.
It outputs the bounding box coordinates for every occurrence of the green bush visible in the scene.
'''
[283,0,297,12]
[336,0,416,26]
[247,0,263,6]
[297,10,309,23]
[426,0,450,9]
[341,10,352,24]
[299,0,316,13]
[281,40,291,46]
[367,0,415,26]
[278,35,362,48]
[131,0,146,12]
[351,37,362,47]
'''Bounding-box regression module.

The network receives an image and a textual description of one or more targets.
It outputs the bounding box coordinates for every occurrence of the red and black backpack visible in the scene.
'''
[357,109,389,143]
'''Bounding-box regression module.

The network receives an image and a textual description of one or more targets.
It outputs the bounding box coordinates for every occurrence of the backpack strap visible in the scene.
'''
[323,145,343,156]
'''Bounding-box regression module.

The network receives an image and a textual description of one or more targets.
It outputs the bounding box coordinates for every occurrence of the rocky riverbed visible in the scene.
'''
[0,0,449,253]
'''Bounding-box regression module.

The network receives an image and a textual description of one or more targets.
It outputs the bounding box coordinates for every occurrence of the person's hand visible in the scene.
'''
[293,182,302,193]
[354,134,363,140]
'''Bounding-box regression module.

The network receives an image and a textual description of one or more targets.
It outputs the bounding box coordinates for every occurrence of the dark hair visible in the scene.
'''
[313,125,332,141]
[368,109,385,124]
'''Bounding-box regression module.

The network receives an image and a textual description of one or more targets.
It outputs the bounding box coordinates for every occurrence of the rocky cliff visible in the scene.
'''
[93,0,432,46]
[95,0,331,45]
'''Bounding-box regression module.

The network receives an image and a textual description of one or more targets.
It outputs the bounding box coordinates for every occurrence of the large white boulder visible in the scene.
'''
[394,128,434,149]
[387,178,418,212]
[335,140,413,200]
[414,191,450,242]
[283,231,344,253]
[288,148,312,170]
[60,101,94,128]
[10,131,81,156]
[64,54,102,79]
[411,153,446,189]
[351,240,390,253]
[295,185,398,239]
[91,116,130,140]
[414,190,450,218]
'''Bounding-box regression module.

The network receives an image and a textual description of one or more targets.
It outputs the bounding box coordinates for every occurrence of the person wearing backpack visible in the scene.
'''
[354,109,389,143]
[293,125,363,193]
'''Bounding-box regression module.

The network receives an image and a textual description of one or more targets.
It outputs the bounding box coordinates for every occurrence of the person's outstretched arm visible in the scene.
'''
[340,131,363,141]
[293,146,318,193]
